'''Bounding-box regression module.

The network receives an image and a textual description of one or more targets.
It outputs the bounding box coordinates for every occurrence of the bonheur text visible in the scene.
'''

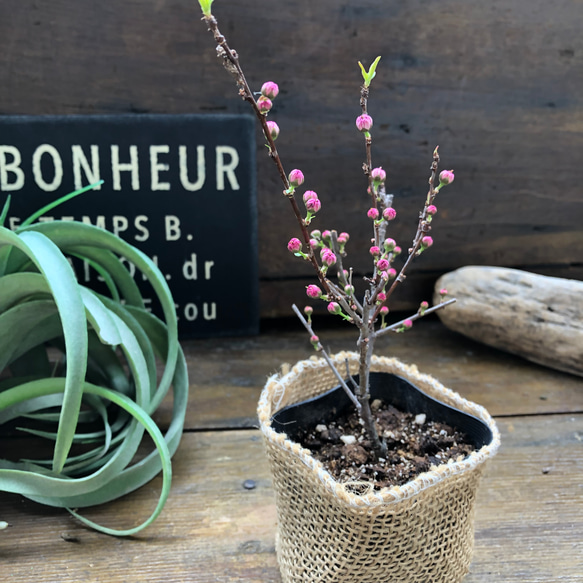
[0,144,240,192]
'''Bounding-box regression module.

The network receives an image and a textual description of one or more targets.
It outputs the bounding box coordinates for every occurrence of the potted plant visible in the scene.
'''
[198,2,500,581]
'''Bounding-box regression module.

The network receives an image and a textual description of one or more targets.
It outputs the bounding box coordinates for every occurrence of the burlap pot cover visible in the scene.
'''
[257,351,501,583]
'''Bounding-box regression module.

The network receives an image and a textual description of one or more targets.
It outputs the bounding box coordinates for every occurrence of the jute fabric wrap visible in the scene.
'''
[258,352,500,583]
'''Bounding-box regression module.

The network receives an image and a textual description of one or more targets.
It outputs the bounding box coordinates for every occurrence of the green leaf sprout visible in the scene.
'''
[358,56,381,88]
[198,0,214,17]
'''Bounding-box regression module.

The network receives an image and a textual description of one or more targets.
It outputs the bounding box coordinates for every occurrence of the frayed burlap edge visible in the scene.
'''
[258,350,500,508]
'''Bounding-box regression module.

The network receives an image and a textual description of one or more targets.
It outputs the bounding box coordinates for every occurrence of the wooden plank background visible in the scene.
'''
[0,0,581,316]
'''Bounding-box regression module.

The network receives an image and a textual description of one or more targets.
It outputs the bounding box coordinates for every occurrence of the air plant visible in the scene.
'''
[0,183,188,536]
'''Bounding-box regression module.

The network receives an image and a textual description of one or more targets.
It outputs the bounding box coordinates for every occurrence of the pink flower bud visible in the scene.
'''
[440,288,448,296]
[367,207,380,220]
[393,246,402,255]
[337,234,348,245]
[305,197,321,213]
[261,81,279,100]
[309,238,319,249]
[384,238,396,252]
[303,190,318,202]
[439,170,455,185]
[257,96,272,114]
[310,229,321,239]
[356,114,373,132]
[310,334,319,344]
[339,232,350,241]
[387,268,397,278]
[306,284,322,299]
[287,237,302,253]
[403,319,413,329]
[377,292,387,303]
[426,204,437,215]
[377,258,390,271]
[371,167,386,182]
[327,302,342,315]
[304,306,314,316]
[421,236,433,248]
[383,207,397,221]
[322,250,337,267]
[380,306,389,316]
[266,121,280,140]
[322,230,332,241]
[289,169,305,187]
[420,301,429,310]
[344,284,354,295]
[369,245,381,256]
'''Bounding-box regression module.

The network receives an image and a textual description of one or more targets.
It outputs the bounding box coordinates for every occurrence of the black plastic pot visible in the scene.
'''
[271,371,493,449]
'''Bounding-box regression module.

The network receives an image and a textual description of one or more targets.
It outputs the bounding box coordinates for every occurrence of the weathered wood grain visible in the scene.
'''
[435,266,583,376]
[0,0,581,315]
[155,319,583,430]
[0,415,581,582]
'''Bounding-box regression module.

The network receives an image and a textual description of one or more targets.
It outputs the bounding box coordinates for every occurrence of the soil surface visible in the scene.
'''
[295,398,475,490]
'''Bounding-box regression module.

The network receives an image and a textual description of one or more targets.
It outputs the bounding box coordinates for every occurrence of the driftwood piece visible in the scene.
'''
[434,266,583,377]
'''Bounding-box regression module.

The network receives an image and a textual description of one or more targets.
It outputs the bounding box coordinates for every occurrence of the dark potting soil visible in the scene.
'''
[295,398,476,490]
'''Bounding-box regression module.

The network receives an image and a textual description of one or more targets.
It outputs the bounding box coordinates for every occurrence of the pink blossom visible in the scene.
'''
[322,230,332,240]
[257,96,272,113]
[421,236,433,248]
[310,334,319,344]
[339,232,350,241]
[305,197,321,213]
[367,207,379,220]
[261,81,279,99]
[327,302,341,315]
[377,292,387,302]
[440,288,448,296]
[344,284,355,294]
[387,268,397,278]
[383,207,397,221]
[393,246,402,255]
[289,169,305,187]
[439,169,455,185]
[309,238,319,249]
[384,238,396,252]
[322,250,337,267]
[303,190,318,202]
[371,167,386,182]
[355,114,373,132]
[306,284,322,299]
[377,258,390,271]
[266,121,279,140]
[380,306,389,316]
[420,301,429,310]
[310,229,321,239]
[287,237,302,253]
[403,319,413,329]
[304,306,314,316]
[426,204,437,215]
[369,245,381,256]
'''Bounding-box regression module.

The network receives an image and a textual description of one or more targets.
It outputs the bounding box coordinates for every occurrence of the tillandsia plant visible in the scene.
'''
[198,2,455,457]
[0,184,188,536]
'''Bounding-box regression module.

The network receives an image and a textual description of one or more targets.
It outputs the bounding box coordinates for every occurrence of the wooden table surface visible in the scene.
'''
[1,318,582,582]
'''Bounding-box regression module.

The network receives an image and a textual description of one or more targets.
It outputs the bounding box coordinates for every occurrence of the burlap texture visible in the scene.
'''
[257,352,500,583]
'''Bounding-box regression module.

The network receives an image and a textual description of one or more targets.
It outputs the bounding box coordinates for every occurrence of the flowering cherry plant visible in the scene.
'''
[198,1,456,456]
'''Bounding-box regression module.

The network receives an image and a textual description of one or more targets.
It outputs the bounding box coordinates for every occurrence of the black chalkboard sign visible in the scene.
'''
[0,114,258,338]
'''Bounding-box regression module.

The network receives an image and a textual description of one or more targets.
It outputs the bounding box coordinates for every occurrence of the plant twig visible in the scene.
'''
[291,304,361,413]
